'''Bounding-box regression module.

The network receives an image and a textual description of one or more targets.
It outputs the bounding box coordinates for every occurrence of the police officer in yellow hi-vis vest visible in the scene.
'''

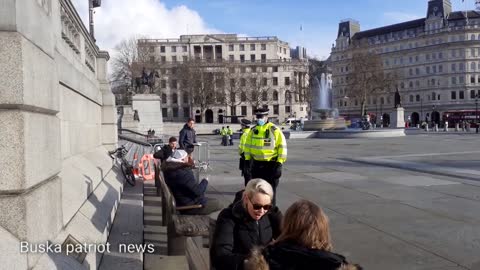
[244,108,287,205]
[238,119,252,185]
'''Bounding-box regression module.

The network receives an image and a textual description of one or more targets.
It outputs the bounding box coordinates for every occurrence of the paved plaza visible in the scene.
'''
[202,134,480,270]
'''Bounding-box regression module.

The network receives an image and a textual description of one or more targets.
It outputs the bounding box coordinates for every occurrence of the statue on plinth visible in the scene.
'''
[394,87,402,108]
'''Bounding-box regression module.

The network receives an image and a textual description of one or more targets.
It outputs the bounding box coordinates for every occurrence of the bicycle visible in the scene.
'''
[108,145,136,186]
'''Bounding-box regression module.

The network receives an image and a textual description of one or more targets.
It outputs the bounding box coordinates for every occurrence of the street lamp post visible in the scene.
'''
[420,97,423,123]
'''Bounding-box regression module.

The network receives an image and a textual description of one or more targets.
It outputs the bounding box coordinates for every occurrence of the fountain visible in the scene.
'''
[303,73,347,130]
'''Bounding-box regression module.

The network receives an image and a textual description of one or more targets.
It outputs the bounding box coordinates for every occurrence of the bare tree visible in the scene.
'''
[344,42,399,116]
[242,66,272,110]
[223,65,246,116]
[176,60,217,122]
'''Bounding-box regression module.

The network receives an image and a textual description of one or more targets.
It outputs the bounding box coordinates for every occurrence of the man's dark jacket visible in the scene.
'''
[161,161,207,206]
[179,124,196,150]
[210,192,282,270]
[153,144,174,162]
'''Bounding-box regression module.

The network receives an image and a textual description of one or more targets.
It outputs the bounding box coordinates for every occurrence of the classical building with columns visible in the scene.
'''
[331,0,480,127]
[136,34,309,124]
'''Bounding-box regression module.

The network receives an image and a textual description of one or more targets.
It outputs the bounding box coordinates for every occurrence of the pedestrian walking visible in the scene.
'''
[179,118,197,155]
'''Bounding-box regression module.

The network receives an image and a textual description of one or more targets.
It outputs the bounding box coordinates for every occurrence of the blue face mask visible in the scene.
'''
[257,119,266,126]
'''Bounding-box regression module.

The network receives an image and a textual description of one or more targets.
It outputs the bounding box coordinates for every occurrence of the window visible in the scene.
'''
[171,79,177,89]
[241,106,247,115]
[231,106,236,116]
[160,46,165,53]
[451,91,457,99]
[285,92,292,103]
[262,66,267,72]
[432,92,436,100]
[285,106,291,113]
[182,56,188,62]
[472,62,476,70]
[172,93,178,104]
[284,77,290,86]
[459,90,465,99]
[273,77,278,86]
[261,44,266,50]
[161,56,166,63]
[161,80,166,89]
[409,81,413,88]
[240,55,245,62]
[240,78,246,86]
[240,44,245,51]
[171,46,176,52]
[261,54,266,63]
[273,66,278,72]
[262,91,268,101]
[160,93,168,104]
[240,67,246,73]
[273,91,278,101]
[426,66,430,74]
[172,56,177,62]
[171,68,177,75]
[459,63,464,71]
[183,92,189,103]
[162,108,168,117]
[273,105,279,115]
[229,55,234,62]
[250,78,256,87]
[250,44,255,50]
[471,90,476,98]
[415,68,420,75]
[183,107,189,118]
[149,46,154,52]
[439,65,443,72]
[409,95,414,102]
[173,108,178,117]
[262,78,268,86]
[459,76,464,84]
[416,95,420,102]
[229,44,234,51]
[409,69,413,76]
[182,46,187,52]
[241,92,247,102]
[251,54,256,62]
[451,77,457,84]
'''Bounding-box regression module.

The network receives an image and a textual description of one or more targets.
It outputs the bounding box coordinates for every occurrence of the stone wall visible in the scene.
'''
[0,0,119,269]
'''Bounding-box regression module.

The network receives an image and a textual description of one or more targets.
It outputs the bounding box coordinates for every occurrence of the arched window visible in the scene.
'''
[183,92,189,103]
[262,91,268,101]
[471,34,476,41]
[432,92,436,100]
[409,95,414,102]
[241,92,247,102]
[400,82,405,89]
[416,95,420,102]
[285,92,292,103]
[172,93,178,104]
[161,93,167,104]
[273,91,279,101]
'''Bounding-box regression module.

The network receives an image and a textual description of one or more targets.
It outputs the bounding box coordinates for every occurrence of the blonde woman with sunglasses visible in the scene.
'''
[210,179,282,270]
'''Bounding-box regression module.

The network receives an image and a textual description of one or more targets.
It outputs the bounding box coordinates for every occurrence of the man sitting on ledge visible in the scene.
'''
[162,149,222,215]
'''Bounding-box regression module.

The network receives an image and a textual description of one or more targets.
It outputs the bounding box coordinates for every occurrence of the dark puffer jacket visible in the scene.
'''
[245,240,362,270]
[161,161,207,206]
[179,124,196,151]
[210,195,282,270]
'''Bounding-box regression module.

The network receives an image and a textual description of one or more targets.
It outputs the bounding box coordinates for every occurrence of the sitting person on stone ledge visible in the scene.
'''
[161,149,221,215]
[245,199,362,270]
[153,136,177,162]
[210,179,282,270]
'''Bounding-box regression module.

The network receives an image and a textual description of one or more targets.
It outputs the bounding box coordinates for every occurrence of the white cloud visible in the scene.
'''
[71,0,220,55]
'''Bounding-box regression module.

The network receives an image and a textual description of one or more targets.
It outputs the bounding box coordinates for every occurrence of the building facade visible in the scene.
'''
[136,34,309,124]
[331,0,480,127]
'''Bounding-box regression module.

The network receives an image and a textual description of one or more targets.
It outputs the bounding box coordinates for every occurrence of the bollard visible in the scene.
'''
[455,123,459,132]
[434,124,439,132]
[417,124,420,128]
[425,124,429,132]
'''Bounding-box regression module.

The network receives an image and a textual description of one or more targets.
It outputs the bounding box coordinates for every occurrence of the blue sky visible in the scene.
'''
[72,0,477,62]
[157,0,476,59]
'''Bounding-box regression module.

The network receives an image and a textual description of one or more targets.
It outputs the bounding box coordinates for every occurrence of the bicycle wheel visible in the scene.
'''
[121,163,136,186]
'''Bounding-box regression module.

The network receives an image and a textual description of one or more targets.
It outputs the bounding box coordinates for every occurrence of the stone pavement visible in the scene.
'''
[201,134,480,270]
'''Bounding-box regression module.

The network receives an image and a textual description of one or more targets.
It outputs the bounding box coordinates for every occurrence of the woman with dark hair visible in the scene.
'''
[245,200,361,270]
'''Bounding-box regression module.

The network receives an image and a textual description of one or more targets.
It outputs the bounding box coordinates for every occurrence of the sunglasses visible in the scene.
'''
[249,197,272,211]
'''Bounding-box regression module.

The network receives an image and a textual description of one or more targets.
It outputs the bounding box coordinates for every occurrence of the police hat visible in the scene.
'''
[254,108,269,116]
[240,119,252,126]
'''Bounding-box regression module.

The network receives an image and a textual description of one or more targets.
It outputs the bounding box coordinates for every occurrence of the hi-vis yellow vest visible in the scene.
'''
[244,122,287,164]
[238,127,251,155]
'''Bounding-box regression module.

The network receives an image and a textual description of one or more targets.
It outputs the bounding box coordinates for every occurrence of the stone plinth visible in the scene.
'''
[390,107,405,128]
[131,94,163,134]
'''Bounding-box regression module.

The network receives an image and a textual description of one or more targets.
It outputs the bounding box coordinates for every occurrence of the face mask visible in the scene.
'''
[257,119,266,126]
